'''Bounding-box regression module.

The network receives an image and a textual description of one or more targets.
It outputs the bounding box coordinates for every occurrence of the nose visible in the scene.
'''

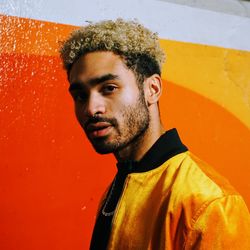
[85,92,106,116]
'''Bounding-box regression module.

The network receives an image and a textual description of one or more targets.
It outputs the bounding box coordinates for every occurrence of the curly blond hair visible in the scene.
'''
[60,18,165,82]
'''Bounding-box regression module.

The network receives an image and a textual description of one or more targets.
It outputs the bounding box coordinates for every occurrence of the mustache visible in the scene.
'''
[84,115,118,128]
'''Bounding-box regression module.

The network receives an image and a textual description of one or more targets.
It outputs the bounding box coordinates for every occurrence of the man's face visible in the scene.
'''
[68,51,150,154]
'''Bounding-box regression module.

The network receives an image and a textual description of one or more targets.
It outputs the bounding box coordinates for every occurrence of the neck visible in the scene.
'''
[114,118,165,162]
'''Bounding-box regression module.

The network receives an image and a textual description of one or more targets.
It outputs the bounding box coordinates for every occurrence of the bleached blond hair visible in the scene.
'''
[60,18,166,83]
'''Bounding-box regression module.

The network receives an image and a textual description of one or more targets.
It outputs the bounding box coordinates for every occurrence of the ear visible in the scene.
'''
[144,74,162,105]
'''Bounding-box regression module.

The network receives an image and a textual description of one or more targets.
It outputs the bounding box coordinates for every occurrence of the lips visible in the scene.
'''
[86,122,112,138]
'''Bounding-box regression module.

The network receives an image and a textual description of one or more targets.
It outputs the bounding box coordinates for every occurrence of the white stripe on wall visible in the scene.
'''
[1,0,250,51]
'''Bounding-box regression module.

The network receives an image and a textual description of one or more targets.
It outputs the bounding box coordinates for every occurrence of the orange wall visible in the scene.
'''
[0,15,249,250]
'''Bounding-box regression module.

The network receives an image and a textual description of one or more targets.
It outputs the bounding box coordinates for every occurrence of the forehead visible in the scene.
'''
[69,51,130,83]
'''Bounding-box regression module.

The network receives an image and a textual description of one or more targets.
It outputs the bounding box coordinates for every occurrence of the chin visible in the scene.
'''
[94,147,114,154]
[92,142,117,154]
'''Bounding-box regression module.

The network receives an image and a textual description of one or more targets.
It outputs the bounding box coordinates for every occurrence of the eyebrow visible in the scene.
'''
[68,74,119,92]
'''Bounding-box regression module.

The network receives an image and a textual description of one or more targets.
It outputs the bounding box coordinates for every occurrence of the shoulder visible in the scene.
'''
[165,151,249,225]
[169,151,240,201]
[164,152,250,248]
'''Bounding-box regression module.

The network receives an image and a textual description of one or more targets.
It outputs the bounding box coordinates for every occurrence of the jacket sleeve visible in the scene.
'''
[184,195,250,249]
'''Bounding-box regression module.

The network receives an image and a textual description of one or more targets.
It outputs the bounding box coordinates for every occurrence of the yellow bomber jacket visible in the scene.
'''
[106,151,250,249]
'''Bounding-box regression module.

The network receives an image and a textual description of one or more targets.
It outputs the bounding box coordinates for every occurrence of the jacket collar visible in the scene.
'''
[116,128,188,174]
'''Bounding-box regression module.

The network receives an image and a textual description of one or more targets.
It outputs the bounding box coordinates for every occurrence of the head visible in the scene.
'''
[60,19,165,156]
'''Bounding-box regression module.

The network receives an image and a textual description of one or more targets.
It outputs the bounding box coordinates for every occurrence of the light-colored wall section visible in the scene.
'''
[158,0,250,17]
[1,0,250,51]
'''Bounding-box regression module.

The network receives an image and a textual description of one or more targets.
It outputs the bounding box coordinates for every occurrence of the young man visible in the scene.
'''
[60,19,250,249]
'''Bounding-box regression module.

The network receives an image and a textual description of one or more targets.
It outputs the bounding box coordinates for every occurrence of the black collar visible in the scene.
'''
[116,128,188,174]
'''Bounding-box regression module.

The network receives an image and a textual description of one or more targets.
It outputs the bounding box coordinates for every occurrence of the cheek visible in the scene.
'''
[125,89,140,103]
[116,90,140,111]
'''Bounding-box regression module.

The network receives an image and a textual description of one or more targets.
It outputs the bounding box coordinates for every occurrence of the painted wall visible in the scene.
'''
[1,0,250,249]
[160,0,250,17]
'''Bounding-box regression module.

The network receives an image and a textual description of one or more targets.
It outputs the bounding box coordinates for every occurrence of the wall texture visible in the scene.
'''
[0,0,250,249]
[159,0,250,17]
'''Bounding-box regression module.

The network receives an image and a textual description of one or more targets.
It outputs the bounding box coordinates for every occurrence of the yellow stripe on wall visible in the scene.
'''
[160,40,250,129]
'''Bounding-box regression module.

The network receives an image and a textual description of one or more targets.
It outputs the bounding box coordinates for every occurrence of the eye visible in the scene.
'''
[71,92,87,103]
[102,84,118,94]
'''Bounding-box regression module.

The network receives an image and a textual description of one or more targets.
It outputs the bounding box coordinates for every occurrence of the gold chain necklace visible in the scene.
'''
[101,176,117,216]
